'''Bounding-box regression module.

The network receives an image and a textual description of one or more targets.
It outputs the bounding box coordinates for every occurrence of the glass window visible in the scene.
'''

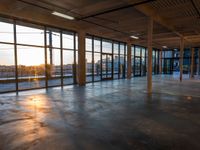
[162,51,165,58]
[86,52,93,82]
[75,35,78,50]
[131,46,134,76]
[17,45,45,90]
[16,24,44,46]
[47,48,61,86]
[86,37,92,51]
[0,21,14,43]
[94,52,101,81]
[114,54,119,79]
[119,55,125,78]
[63,50,74,85]
[0,44,16,92]
[114,43,119,54]
[131,47,134,57]
[94,38,100,52]
[63,32,74,49]
[120,44,125,55]
[46,30,61,48]
[184,49,190,57]
[0,17,78,93]
[165,51,173,58]
[135,47,141,56]
[142,48,146,57]
[102,40,112,53]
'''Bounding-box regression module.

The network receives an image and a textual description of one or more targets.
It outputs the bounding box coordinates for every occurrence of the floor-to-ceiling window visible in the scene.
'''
[134,46,142,76]
[132,45,147,77]
[94,37,101,81]
[131,46,134,77]
[162,50,173,74]
[163,48,199,78]
[86,37,93,82]
[113,42,119,79]
[183,48,191,75]
[16,22,45,90]
[119,43,126,79]
[194,48,199,75]
[46,29,62,87]
[62,32,76,85]
[85,35,126,82]
[141,47,146,76]
[102,39,113,80]
[0,17,77,93]
[152,48,160,74]
[0,19,16,92]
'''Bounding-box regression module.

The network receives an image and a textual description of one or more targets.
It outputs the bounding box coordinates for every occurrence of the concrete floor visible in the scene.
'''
[0,75,200,150]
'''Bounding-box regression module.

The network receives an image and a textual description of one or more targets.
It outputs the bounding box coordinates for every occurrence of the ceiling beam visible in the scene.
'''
[78,0,156,20]
[134,4,183,37]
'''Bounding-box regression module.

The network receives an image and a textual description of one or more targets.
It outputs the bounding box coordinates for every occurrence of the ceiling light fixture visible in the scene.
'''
[162,46,167,49]
[130,35,139,39]
[52,11,75,20]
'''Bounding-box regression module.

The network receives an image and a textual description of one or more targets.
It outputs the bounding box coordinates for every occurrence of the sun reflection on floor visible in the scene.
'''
[8,94,53,149]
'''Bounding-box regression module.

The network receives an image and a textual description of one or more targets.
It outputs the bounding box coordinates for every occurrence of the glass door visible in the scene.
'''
[134,56,141,76]
[102,53,113,80]
[163,58,173,74]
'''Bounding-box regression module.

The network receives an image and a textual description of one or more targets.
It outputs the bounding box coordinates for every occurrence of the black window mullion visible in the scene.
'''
[73,32,77,84]
[155,50,157,74]
[60,31,63,86]
[100,38,102,80]
[145,48,147,76]
[140,47,142,76]
[118,42,120,79]
[106,54,108,78]
[172,50,174,73]
[44,27,48,88]
[13,20,18,93]
[134,45,136,76]
[112,41,114,79]
[124,43,126,78]
[92,36,94,82]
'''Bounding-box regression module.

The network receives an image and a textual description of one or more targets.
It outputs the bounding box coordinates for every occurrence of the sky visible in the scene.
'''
[0,21,121,66]
[0,21,75,66]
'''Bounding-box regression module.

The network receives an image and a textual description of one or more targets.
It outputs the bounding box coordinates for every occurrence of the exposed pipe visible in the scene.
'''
[78,0,156,20]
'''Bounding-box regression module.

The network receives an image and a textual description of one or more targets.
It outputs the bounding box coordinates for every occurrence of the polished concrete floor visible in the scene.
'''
[0,75,200,150]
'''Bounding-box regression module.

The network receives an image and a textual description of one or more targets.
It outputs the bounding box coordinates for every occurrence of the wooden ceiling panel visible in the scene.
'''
[0,0,200,48]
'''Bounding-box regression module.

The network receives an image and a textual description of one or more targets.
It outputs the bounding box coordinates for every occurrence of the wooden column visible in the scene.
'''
[159,49,162,74]
[190,47,194,78]
[127,42,132,79]
[179,36,184,82]
[147,17,153,93]
[78,31,86,86]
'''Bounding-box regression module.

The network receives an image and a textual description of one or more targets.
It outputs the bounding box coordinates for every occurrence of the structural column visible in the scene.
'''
[147,17,153,93]
[179,36,184,82]
[78,31,86,86]
[127,42,132,79]
[190,47,194,78]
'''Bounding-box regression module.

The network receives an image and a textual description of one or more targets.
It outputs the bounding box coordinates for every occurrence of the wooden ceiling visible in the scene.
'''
[0,0,200,49]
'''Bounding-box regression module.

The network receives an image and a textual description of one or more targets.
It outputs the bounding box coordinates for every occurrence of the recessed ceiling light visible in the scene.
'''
[52,11,75,20]
[162,46,167,48]
[130,35,139,39]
